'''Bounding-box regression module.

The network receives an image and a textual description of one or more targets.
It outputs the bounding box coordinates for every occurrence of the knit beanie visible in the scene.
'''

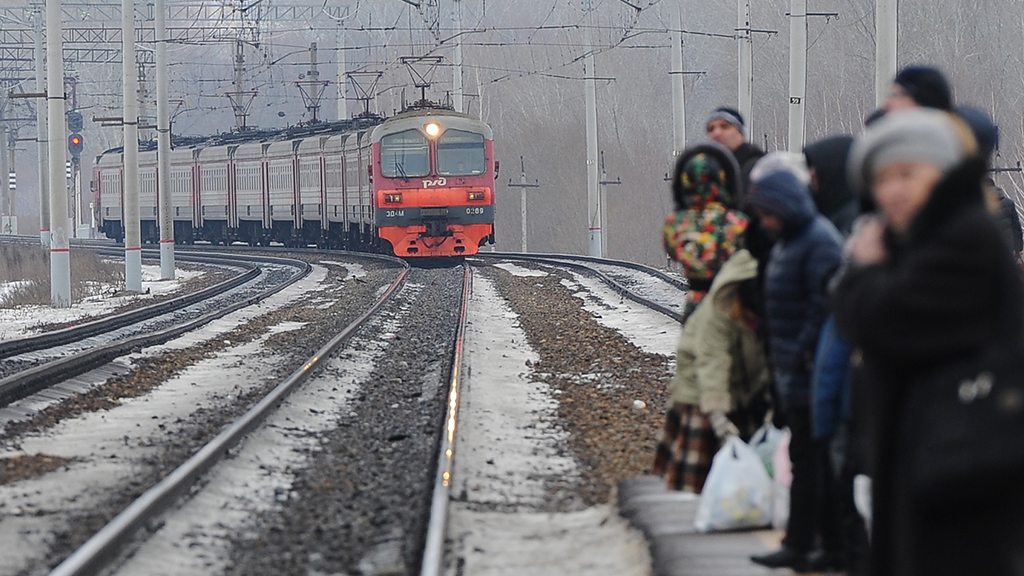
[706,107,745,133]
[847,108,966,196]
[956,105,998,162]
[893,66,953,111]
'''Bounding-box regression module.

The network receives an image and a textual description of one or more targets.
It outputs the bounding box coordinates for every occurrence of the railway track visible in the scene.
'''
[43,259,423,576]
[0,255,469,576]
[1,249,682,575]
[471,252,688,322]
[0,251,311,408]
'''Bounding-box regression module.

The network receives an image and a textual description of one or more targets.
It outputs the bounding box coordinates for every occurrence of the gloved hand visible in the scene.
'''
[709,411,739,440]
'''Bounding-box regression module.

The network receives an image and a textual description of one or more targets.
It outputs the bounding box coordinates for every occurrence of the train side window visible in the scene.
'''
[437,130,486,176]
[380,130,429,179]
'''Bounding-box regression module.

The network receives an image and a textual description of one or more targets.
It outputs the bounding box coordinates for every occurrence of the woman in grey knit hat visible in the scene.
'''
[833,108,1024,576]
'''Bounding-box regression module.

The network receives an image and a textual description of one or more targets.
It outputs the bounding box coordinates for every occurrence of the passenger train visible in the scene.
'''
[94,105,497,257]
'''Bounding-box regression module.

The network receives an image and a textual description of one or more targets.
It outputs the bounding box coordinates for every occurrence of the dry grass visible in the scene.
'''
[0,245,124,307]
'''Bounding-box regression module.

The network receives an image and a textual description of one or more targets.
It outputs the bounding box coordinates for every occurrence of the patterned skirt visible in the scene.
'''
[652,402,719,493]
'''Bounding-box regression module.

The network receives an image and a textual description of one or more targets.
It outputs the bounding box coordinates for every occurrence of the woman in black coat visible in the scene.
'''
[834,108,1024,575]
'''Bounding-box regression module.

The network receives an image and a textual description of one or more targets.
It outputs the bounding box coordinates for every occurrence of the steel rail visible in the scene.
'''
[486,251,689,291]
[420,264,472,576]
[0,254,258,359]
[46,264,412,576]
[473,253,685,323]
[0,256,311,406]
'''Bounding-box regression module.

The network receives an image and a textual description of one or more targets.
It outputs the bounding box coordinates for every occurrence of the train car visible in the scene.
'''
[94,119,380,249]
[370,108,496,257]
[93,108,495,258]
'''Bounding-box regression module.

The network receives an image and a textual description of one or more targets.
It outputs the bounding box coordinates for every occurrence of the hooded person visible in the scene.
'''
[835,108,1024,576]
[652,248,771,493]
[804,136,858,236]
[884,66,953,112]
[663,140,749,316]
[957,104,1023,255]
[744,154,845,572]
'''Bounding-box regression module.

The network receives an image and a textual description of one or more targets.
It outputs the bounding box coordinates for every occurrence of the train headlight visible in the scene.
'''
[425,123,441,137]
[467,191,486,201]
[384,193,403,204]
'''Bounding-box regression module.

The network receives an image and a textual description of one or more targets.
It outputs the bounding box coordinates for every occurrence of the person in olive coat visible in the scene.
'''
[835,108,1024,576]
[655,249,770,492]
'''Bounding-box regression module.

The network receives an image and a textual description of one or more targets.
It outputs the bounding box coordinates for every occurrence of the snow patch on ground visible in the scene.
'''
[0,264,203,341]
[319,260,367,279]
[0,266,336,575]
[491,262,547,277]
[0,280,31,302]
[560,273,678,357]
[445,274,651,576]
[108,346,378,576]
[0,329,300,576]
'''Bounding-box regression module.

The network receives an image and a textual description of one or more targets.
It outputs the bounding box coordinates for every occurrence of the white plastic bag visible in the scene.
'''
[694,436,773,532]
[771,429,792,530]
[749,423,785,478]
[854,474,872,539]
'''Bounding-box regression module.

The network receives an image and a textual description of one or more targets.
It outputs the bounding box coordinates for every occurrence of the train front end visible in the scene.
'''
[371,110,496,257]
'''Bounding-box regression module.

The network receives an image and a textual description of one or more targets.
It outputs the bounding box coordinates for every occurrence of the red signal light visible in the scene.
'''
[68,133,84,157]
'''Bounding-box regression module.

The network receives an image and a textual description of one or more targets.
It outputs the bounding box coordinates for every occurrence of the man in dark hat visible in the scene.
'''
[884,65,953,112]
[705,107,765,202]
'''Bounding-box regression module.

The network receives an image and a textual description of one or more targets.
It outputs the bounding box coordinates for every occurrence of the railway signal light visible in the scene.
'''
[66,110,84,133]
[68,133,83,158]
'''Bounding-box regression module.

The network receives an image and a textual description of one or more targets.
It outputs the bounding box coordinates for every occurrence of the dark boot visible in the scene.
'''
[750,546,810,572]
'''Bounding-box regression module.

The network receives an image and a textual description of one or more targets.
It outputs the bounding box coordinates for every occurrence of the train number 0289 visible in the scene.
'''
[465,207,485,215]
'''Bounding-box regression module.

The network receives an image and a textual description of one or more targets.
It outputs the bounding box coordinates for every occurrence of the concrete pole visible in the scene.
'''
[155,0,174,279]
[583,7,601,257]
[876,0,898,107]
[74,163,82,232]
[233,39,246,130]
[600,151,608,256]
[47,0,71,307]
[737,0,753,141]
[787,0,807,152]
[8,133,15,234]
[137,63,150,141]
[1,125,8,222]
[670,0,686,159]
[35,9,50,247]
[508,156,538,253]
[520,171,528,253]
[123,0,142,292]
[452,0,463,113]
[337,22,347,121]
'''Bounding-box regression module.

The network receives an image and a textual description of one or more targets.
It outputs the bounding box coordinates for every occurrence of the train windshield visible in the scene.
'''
[437,130,486,176]
[380,130,429,179]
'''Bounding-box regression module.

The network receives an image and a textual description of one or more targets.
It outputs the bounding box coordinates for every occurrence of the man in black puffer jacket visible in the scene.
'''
[744,155,844,572]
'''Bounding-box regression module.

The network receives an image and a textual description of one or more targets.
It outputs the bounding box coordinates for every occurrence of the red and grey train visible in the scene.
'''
[94,106,496,257]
